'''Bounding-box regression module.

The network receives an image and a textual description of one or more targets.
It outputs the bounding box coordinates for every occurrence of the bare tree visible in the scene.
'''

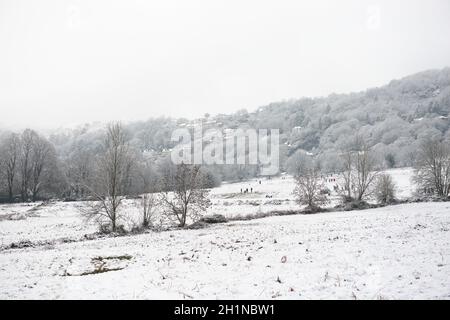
[29,135,55,201]
[374,174,396,204]
[292,155,328,211]
[19,129,37,201]
[137,158,160,193]
[83,123,133,232]
[414,138,450,197]
[339,151,353,200]
[2,130,62,202]
[0,133,20,202]
[338,136,379,202]
[140,193,158,228]
[65,143,94,199]
[352,138,379,201]
[134,157,161,228]
[159,163,211,228]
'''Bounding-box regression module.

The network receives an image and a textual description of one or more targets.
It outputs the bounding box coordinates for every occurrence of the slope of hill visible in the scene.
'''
[43,67,450,179]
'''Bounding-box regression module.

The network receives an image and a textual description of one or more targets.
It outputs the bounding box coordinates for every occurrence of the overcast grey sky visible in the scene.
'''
[1,0,450,129]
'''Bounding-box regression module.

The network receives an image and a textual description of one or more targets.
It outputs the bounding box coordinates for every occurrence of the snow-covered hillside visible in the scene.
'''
[1,167,449,299]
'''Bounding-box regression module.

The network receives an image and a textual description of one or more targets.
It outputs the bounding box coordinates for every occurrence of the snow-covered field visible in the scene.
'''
[209,167,415,217]
[1,167,449,299]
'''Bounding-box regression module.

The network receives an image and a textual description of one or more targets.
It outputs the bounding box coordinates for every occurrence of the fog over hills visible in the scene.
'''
[40,67,450,172]
[1,67,450,184]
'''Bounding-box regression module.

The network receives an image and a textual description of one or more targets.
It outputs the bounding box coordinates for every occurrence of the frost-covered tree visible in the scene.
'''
[65,143,94,199]
[19,129,37,201]
[374,174,396,204]
[83,123,134,232]
[352,138,379,201]
[338,136,379,202]
[139,193,158,228]
[159,163,211,228]
[414,138,450,197]
[14,130,59,201]
[0,133,20,202]
[29,134,57,201]
[292,154,328,211]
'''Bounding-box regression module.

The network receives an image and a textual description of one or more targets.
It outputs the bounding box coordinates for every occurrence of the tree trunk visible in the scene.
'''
[180,207,187,228]
[8,186,13,203]
[112,216,116,232]
[32,187,38,202]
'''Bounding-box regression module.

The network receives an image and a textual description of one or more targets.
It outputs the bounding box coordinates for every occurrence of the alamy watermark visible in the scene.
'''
[170,124,280,176]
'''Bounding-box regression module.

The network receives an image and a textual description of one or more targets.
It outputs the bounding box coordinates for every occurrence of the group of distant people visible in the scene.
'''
[240,180,262,194]
[323,175,343,194]
[241,188,253,194]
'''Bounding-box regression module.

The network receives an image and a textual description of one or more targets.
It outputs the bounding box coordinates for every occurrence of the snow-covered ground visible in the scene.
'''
[1,167,449,299]
[209,167,415,218]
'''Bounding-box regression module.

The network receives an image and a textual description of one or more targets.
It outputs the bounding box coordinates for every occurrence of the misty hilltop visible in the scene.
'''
[38,67,450,173]
[247,66,450,169]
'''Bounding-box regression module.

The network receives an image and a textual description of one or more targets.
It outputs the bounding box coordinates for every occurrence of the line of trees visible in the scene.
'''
[0,123,214,232]
[77,123,212,232]
[2,123,450,230]
[293,134,450,211]
[292,136,384,211]
[0,129,60,203]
